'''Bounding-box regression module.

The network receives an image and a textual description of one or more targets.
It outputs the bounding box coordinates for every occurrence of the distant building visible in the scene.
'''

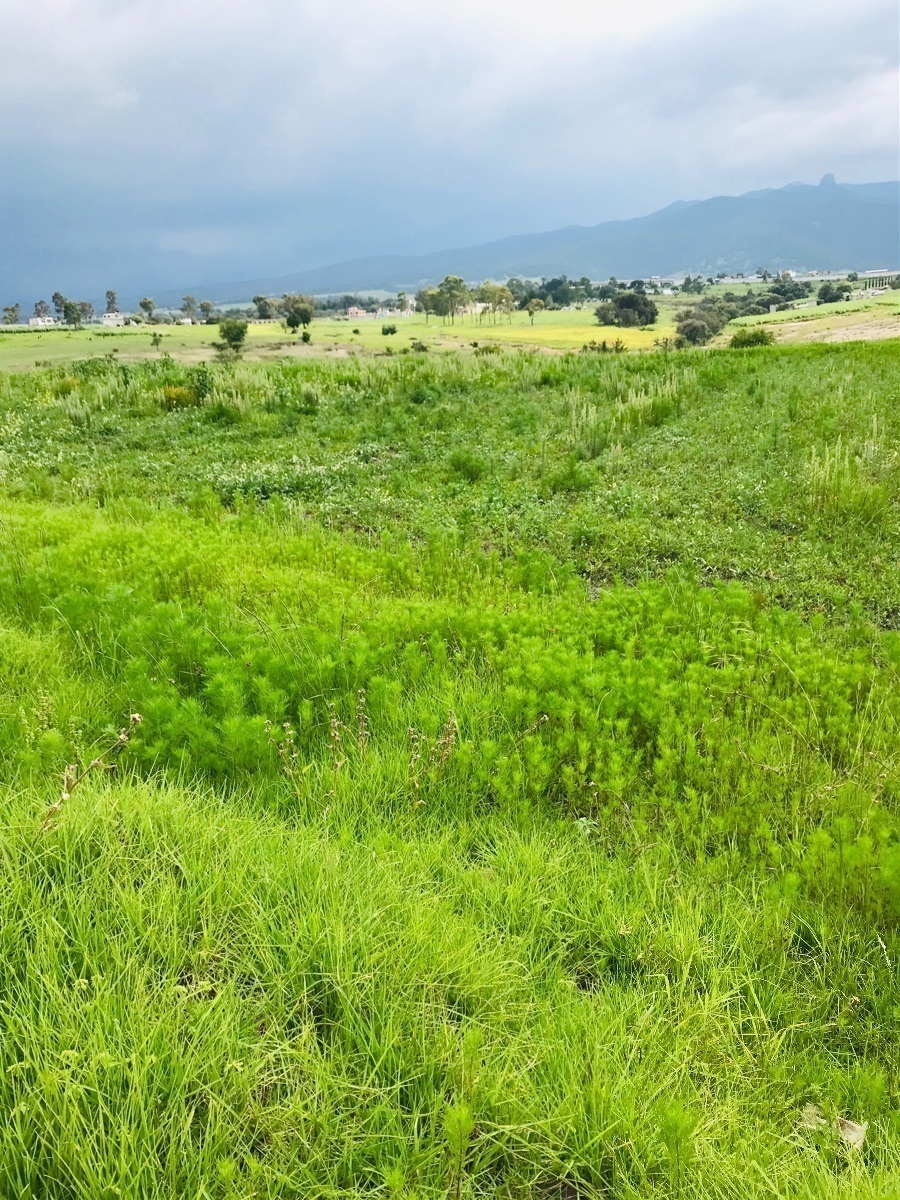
[347,306,367,317]
[100,312,126,327]
[29,315,56,327]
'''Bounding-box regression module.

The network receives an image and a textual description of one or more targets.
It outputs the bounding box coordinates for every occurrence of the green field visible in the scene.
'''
[2,289,897,372]
[0,341,898,1197]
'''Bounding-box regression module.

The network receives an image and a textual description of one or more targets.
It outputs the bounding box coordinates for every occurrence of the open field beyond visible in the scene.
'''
[2,291,897,373]
[0,341,898,1197]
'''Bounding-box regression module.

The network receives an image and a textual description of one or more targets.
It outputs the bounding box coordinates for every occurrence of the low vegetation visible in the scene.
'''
[0,340,897,1197]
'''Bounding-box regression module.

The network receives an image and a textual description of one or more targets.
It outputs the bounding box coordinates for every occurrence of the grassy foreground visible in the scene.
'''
[0,342,898,1197]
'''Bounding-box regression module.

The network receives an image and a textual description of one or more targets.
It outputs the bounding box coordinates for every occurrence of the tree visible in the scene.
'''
[199,300,215,322]
[676,317,714,346]
[105,290,118,314]
[437,275,469,323]
[595,292,658,328]
[525,298,544,325]
[139,297,155,322]
[415,288,438,320]
[817,280,852,305]
[62,299,84,326]
[51,292,67,319]
[214,318,248,357]
[181,295,197,322]
[79,300,95,324]
[617,291,658,326]
[397,290,407,313]
[34,300,51,319]
[594,301,617,326]
[253,295,277,320]
[282,294,315,334]
[2,303,20,325]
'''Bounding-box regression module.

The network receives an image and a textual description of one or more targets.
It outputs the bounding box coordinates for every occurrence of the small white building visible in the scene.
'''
[29,315,56,327]
[100,312,126,327]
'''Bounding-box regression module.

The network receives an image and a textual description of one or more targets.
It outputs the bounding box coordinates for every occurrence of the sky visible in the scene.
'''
[1,0,898,304]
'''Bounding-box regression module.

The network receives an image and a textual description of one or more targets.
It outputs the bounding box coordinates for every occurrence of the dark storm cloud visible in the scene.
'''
[0,0,896,304]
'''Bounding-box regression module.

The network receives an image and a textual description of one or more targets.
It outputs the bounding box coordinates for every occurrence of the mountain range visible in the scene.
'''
[156,175,899,305]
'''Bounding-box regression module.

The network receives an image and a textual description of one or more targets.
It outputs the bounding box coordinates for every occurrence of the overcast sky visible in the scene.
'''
[1,0,897,303]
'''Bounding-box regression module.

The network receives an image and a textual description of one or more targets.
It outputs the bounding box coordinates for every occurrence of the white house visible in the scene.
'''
[100,312,126,327]
[29,315,56,327]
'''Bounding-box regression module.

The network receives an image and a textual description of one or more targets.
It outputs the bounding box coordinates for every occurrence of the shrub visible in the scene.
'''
[730,328,775,348]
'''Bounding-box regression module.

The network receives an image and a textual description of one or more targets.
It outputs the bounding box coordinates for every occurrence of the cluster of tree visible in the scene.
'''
[594,291,659,328]
[675,274,814,345]
[316,294,381,314]
[250,294,316,331]
[816,280,853,305]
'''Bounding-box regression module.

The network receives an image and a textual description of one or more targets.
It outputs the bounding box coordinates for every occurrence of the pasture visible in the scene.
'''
[0,341,897,1197]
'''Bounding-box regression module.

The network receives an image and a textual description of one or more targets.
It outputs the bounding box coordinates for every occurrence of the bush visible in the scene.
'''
[382,324,398,337]
[730,328,775,348]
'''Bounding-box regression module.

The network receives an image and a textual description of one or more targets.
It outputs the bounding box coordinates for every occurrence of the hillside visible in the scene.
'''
[162,176,900,304]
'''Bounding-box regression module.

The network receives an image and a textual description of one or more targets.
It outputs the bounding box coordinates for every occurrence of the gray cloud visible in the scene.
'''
[0,0,897,303]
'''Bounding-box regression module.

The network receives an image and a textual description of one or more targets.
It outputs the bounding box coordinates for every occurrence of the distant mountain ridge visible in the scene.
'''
[155,176,900,305]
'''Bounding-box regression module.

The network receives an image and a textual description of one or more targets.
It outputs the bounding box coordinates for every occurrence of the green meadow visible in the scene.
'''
[0,340,898,1197]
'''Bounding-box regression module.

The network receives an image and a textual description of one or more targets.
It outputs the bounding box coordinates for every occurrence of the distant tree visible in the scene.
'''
[252,295,276,320]
[105,289,118,314]
[2,303,20,325]
[594,301,617,326]
[817,280,852,305]
[33,299,51,319]
[79,300,95,323]
[613,291,658,326]
[595,291,658,328]
[629,279,646,293]
[438,275,469,323]
[525,298,545,325]
[847,271,859,282]
[214,318,248,357]
[397,290,407,313]
[594,282,618,300]
[282,294,315,334]
[676,317,714,346]
[62,299,83,326]
[181,295,197,321]
[415,288,439,320]
[199,300,215,322]
[757,268,771,282]
[51,292,67,319]
[139,297,155,321]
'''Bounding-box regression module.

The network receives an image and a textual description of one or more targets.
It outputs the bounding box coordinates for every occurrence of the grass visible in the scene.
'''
[0,340,898,1196]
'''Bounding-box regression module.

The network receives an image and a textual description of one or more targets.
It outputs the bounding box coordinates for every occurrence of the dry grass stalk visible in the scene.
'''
[42,714,142,832]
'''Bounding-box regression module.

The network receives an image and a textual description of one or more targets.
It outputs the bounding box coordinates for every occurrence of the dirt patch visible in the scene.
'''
[775,313,900,345]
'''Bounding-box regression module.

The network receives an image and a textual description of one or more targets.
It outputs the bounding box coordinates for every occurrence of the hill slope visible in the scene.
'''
[167,176,899,303]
